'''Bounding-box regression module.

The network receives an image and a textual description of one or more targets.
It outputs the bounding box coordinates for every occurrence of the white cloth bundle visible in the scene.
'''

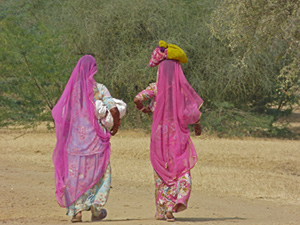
[95,98,127,128]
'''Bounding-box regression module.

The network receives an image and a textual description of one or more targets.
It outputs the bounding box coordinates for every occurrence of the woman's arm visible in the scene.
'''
[134,83,156,113]
[133,96,144,110]
[194,119,201,136]
[110,107,120,136]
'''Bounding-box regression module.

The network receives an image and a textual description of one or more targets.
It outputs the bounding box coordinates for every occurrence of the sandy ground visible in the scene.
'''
[0,123,300,225]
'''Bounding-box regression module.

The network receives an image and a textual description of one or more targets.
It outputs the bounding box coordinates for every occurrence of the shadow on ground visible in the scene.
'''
[176,217,246,222]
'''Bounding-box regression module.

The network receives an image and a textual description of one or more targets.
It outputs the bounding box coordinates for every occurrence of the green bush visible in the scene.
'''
[0,0,298,138]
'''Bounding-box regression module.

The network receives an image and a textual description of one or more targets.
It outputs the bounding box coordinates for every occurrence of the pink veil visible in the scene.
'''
[150,60,203,186]
[52,55,111,207]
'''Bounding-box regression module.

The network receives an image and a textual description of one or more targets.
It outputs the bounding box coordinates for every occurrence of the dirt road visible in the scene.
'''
[0,128,300,225]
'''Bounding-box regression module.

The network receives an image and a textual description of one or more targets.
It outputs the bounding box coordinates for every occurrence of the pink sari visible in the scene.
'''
[150,60,203,186]
[52,55,111,207]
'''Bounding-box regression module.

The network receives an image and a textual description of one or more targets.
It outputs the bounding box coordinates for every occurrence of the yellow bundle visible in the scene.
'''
[159,40,188,64]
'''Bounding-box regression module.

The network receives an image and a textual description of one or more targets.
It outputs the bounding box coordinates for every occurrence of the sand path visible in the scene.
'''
[0,127,300,225]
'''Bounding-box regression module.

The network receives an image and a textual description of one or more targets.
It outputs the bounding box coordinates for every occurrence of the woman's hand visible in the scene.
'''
[194,123,201,136]
[134,97,151,114]
[110,121,120,136]
[134,97,143,110]
[142,105,152,114]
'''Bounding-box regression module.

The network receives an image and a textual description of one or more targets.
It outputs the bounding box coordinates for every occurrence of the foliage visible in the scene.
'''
[0,0,299,137]
[210,0,300,114]
[201,101,292,138]
[0,0,77,126]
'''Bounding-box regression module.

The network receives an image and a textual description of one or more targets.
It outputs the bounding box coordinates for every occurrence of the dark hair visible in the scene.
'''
[85,53,96,57]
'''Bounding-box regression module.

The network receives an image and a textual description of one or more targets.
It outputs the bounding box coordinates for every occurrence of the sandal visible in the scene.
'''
[71,212,82,223]
[91,205,107,222]
[165,211,175,222]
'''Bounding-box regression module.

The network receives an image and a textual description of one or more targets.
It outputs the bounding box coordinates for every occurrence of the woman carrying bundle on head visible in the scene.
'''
[134,41,203,222]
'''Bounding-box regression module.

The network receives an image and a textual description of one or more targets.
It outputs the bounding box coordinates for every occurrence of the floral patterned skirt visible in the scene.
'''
[67,163,111,217]
[154,171,192,219]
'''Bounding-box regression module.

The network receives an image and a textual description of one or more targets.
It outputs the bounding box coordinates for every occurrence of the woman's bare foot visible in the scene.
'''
[165,211,175,222]
[91,205,107,222]
[71,211,82,223]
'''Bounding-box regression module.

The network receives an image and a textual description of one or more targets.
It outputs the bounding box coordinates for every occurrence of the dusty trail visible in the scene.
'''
[0,127,300,225]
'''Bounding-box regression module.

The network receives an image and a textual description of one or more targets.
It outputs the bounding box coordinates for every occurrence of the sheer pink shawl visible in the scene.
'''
[150,60,203,186]
[52,55,111,207]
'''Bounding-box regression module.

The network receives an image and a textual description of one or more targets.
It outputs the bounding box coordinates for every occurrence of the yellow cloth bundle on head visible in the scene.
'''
[159,40,188,64]
[159,40,168,49]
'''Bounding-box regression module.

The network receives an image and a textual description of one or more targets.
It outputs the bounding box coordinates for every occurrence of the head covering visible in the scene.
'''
[52,55,111,207]
[148,46,167,67]
[148,40,188,67]
[150,59,203,186]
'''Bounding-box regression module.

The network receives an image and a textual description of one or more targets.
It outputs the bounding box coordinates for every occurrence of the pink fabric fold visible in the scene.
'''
[52,55,111,207]
[150,60,203,186]
[149,47,167,67]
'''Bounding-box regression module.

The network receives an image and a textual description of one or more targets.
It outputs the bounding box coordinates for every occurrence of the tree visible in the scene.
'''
[210,0,300,114]
[0,0,76,125]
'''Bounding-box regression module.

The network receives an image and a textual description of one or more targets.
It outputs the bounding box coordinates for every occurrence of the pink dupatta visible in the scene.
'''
[150,60,203,186]
[52,55,111,207]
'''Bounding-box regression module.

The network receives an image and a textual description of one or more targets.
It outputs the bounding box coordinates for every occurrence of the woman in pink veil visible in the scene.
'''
[134,41,203,222]
[52,55,120,222]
